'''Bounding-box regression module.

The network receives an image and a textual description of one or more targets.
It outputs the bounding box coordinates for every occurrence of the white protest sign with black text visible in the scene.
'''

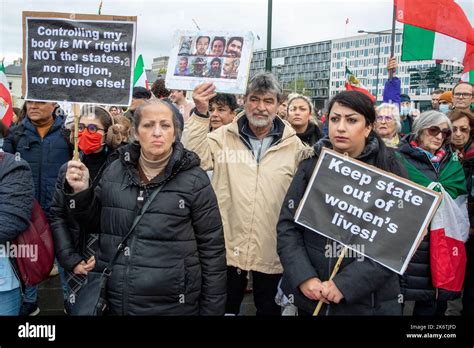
[295,148,441,274]
[165,31,254,94]
[23,11,136,105]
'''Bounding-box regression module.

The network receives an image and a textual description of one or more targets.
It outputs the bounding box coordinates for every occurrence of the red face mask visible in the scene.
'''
[78,130,103,155]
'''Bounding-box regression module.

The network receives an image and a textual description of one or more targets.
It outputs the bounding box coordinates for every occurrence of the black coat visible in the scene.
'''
[66,142,227,315]
[50,147,119,272]
[296,122,323,146]
[0,152,34,244]
[277,136,404,315]
[458,141,474,227]
[397,139,460,301]
[2,115,71,213]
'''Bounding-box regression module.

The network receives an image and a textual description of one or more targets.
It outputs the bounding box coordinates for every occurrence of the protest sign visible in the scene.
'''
[22,11,136,105]
[295,148,441,275]
[165,31,254,94]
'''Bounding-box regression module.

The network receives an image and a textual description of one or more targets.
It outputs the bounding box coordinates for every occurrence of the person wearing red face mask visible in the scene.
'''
[49,105,125,314]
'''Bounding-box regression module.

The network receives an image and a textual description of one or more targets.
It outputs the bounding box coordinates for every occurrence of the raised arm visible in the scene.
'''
[182,83,217,171]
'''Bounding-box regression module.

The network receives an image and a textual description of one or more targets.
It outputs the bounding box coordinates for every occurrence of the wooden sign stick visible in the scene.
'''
[72,103,80,161]
[313,246,347,316]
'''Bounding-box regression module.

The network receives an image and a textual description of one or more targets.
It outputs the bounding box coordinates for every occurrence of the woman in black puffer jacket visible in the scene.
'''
[64,99,226,315]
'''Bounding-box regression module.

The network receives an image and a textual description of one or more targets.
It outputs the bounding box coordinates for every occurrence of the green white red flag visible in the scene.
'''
[133,54,149,89]
[345,66,376,102]
[396,0,474,83]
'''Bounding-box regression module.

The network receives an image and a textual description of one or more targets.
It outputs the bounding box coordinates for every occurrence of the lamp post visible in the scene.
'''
[265,0,273,71]
[357,30,403,102]
[357,30,387,102]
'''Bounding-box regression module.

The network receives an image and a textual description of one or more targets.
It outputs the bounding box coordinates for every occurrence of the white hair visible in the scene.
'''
[412,110,452,139]
[376,103,401,133]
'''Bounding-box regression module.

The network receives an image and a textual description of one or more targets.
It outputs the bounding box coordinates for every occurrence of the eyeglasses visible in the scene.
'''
[78,123,105,133]
[376,115,394,122]
[453,126,470,134]
[453,93,473,98]
[426,126,452,139]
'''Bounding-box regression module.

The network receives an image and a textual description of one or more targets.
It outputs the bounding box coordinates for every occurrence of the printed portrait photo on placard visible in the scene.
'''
[193,35,211,56]
[207,57,222,78]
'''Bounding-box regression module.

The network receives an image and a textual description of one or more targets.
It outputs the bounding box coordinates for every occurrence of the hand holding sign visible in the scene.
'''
[321,280,344,304]
[66,160,90,193]
[192,83,217,115]
[299,278,329,304]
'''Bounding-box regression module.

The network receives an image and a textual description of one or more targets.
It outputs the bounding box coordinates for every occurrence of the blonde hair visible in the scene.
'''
[287,94,315,118]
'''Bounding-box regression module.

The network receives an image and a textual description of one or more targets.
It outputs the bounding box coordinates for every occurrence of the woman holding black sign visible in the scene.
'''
[397,111,468,316]
[277,91,405,315]
[62,99,227,315]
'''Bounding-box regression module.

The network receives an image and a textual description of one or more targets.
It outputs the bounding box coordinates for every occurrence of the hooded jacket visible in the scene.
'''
[66,142,227,315]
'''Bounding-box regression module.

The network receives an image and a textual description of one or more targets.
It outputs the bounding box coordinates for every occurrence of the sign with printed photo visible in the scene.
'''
[165,31,254,94]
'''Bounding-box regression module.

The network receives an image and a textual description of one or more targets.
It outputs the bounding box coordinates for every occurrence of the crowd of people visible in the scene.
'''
[1,56,474,316]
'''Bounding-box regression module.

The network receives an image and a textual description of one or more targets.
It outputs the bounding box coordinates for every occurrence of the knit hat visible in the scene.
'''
[400,94,411,103]
[439,91,453,103]
[132,87,151,100]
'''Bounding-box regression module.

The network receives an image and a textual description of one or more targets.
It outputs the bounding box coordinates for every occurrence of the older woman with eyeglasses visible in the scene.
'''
[62,99,226,315]
[448,109,474,316]
[374,103,402,148]
[397,110,469,316]
[449,109,474,158]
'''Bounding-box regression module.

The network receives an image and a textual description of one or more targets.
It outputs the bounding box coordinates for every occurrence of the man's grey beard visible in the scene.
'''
[247,114,275,128]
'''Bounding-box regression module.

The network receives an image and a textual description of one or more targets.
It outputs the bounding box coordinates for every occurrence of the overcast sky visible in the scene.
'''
[1,0,473,67]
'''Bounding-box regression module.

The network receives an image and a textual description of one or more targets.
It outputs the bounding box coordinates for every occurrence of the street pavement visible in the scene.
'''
[36,275,257,315]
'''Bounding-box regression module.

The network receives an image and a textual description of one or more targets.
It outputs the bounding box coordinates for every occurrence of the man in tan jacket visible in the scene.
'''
[183,72,305,315]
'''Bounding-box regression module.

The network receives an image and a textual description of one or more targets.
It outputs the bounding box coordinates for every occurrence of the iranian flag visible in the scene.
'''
[396,0,474,83]
[133,54,149,89]
[395,0,474,45]
[345,66,376,102]
[0,61,13,127]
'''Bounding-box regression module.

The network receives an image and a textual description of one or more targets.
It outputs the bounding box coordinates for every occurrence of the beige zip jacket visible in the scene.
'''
[183,112,305,274]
